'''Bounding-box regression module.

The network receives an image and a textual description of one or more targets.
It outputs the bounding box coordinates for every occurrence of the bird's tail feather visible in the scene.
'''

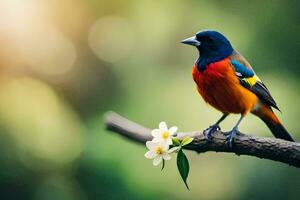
[260,117,294,142]
[253,104,294,142]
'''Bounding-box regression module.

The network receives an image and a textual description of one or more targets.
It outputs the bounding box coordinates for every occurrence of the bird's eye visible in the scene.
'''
[208,37,214,43]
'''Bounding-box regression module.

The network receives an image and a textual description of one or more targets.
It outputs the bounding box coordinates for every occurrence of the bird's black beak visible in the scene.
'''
[181,36,200,47]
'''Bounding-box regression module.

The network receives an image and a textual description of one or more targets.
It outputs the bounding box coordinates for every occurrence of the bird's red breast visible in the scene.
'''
[192,57,258,114]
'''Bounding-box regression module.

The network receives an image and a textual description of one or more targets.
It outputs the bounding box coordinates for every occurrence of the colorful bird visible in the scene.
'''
[181,30,294,147]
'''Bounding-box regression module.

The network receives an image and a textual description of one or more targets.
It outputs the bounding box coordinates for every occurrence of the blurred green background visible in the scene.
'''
[0,0,299,199]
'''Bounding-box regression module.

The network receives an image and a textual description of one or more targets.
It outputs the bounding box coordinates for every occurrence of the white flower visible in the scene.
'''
[151,121,177,145]
[144,141,171,166]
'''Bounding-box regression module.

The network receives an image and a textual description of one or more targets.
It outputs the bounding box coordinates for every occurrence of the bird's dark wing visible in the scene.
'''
[229,51,280,110]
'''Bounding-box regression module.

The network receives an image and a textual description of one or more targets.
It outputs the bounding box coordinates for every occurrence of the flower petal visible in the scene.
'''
[146,141,157,150]
[169,126,178,135]
[151,129,161,137]
[166,138,173,145]
[145,151,156,159]
[152,138,162,143]
[161,143,170,151]
[159,121,168,131]
[153,156,162,166]
[163,153,171,160]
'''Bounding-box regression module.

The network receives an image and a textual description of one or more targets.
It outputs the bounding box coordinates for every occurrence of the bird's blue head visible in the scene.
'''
[181,30,234,71]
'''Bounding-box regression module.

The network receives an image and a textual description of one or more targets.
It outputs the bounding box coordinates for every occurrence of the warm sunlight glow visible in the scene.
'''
[88,16,135,63]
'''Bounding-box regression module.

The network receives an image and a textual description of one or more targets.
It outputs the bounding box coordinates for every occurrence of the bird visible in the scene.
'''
[181,30,294,147]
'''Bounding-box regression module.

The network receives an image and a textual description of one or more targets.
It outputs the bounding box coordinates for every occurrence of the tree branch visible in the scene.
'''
[104,111,300,168]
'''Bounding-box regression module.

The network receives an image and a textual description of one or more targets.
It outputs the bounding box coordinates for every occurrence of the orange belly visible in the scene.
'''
[192,58,258,114]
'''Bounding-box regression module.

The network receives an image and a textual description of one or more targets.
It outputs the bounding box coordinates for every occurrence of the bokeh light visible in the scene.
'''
[0,77,84,166]
[88,16,135,63]
[22,29,77,76]
[0,0,77,77]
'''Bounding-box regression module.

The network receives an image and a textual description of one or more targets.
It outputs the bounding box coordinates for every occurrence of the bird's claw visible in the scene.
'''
[225,128,240,148]
[204,124,220,141]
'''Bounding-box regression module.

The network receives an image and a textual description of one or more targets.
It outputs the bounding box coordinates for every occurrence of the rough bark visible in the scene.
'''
[104,111,300,168]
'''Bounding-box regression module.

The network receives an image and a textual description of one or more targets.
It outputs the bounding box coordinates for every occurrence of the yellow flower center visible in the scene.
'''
[155,146,164,155]
[162,131,170,139]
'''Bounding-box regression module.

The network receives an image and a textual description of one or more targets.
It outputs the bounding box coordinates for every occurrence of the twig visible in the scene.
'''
[104,111,300,168]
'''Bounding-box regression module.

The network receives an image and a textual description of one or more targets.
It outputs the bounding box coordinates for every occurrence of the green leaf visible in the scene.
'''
[172,137,181,146]
[161,159,165,171]
[168,146,180,153]
[181,137,194,146]
[177,149,190,190]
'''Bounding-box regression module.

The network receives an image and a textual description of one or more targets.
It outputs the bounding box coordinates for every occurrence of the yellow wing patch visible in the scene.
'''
[242,75,260,87]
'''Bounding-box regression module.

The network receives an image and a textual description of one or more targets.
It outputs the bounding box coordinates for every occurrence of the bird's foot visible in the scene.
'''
[225,128,240,148]
[204,124,220,141]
